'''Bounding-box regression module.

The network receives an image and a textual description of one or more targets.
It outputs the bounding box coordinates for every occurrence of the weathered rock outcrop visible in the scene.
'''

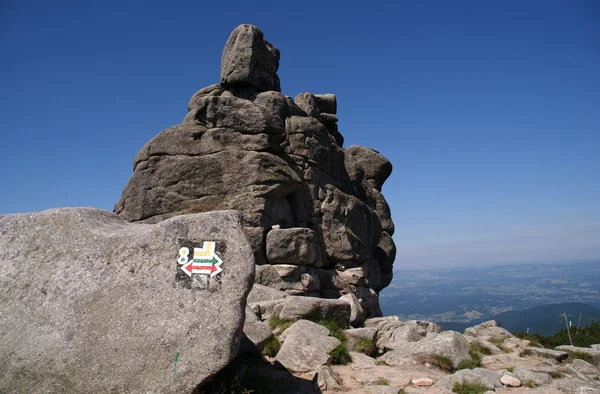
[115,24,396,319]
[381,330,472,368]
[556,345,600,366]
[207,316,600,393]
[0,208,254,393]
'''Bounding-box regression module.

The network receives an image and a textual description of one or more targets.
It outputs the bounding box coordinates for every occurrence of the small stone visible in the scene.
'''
[412,377,434,386]
[501,374,521,387]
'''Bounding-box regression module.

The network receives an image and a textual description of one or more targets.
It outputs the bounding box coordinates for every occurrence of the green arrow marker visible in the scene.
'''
[173,352,179,381]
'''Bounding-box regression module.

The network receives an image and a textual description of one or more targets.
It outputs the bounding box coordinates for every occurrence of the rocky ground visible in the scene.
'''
[216,318,600,394]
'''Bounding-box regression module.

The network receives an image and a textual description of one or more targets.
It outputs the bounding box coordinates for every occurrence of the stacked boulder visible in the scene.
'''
[115,24,396,320]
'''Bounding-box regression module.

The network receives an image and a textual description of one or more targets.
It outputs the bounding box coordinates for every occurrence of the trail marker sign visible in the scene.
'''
[177,242,223,279]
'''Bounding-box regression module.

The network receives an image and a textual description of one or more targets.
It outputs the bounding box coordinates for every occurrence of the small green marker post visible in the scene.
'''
[173,352,179,381]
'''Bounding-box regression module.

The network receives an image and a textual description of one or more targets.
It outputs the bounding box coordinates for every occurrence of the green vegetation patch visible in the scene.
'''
[522,380,537,388]
[318,318,347,343]
[374,378,390,385]
[267,317,296,332]
[468,341,491,368]
[259,336,281,358]
[457,359,476,370]
[319,318,352,365]
[470,342,492,356]
[514,320,600,348]
[565,350,594,364]
[488,337,511,353]
[375,360,389,366]
[451,381,488,394]
[330,344,352,365]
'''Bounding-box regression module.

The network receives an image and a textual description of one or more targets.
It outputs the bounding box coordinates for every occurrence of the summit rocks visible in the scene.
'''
[221,24,281,92]
[114,24,397,318]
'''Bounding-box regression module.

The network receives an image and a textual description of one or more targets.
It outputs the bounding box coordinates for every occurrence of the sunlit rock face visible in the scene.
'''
[115,24,396,319]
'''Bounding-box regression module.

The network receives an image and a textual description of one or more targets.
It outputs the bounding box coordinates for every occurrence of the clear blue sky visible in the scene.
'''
[1,0,599,269]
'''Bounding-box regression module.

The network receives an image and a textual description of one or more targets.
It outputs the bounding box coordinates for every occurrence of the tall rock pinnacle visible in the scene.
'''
[115,24,396,320]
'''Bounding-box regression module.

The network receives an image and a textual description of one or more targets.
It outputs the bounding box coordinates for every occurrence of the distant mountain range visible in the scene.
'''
[438,302,600,335]
[380,261,600,334]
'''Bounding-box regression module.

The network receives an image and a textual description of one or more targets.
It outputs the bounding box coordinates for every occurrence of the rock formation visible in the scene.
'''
[206,317,600,393]
[115,24,396,320]
[0,208,255,393]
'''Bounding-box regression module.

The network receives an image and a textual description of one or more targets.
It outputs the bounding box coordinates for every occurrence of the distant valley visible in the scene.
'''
[380,260,600,335]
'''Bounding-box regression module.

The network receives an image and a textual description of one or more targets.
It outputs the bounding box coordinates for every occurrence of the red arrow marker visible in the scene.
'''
[181,260,194,277]
[181,260,221,277]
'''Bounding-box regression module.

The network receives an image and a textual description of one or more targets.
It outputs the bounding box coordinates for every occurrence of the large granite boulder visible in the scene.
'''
[381,330,471,368]
[0,208,254,393]
[556,345,600,366]
[464,320,514,342]
[276,320,341,372]
[249,295,351,328]
[115,24,396,318]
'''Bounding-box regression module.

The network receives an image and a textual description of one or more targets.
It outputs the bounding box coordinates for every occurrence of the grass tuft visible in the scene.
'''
[267,317,295,332]
[318,319,347,343]
[318,318,351,365]
[468,342,491,368]
[375,360,389,366]
[457,359,476,370]
[259,336,280,358]
[470,342,492,356]
[565,350,594,364]
[488,337,511,353]
[374,378,390,385]
[330,345,352,365]
[452,381,488,394]
[522,380,537,388]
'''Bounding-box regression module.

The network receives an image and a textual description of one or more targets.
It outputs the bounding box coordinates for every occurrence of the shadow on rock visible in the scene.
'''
[194,345,322,394]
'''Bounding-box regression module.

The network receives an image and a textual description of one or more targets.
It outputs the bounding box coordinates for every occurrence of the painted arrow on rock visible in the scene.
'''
[178,242,223,278]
